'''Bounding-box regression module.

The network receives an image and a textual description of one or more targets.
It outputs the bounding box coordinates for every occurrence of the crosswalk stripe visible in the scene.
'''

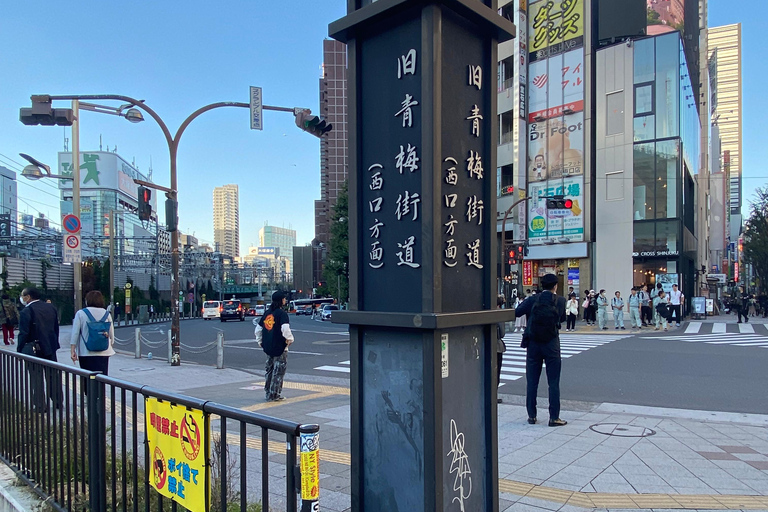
[704,336,768,344]
[314,365,350,373]
[739,323,755,333]
[685,322,702,334]
[733,342,768,347]
[712,322,727,333]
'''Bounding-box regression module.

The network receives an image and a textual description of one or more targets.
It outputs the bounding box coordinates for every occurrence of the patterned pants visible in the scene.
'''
[264,351,288,400]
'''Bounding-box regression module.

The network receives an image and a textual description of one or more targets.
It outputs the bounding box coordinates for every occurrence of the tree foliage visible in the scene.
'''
[321,181,349,303]
[743,186,768,292]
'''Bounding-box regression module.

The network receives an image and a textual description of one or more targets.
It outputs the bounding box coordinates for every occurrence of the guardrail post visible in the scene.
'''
[216,332,224,369]
[134,328,141,359]
[299,424,320,512]
[87,376,107,511]
[168,330,173,364]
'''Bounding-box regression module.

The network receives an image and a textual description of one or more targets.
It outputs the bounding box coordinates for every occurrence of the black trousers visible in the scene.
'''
[641,305,652,324]
[566,314,576,330]
[737,307,749,323]
[526,339,561,420]
[28,352,63,412]
[670,304,682,324]
[79,356,110,375]
[496,351,503,389]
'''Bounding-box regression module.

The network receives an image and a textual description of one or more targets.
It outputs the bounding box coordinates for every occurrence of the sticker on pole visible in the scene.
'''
[146,398,209,512]
[441,333,449,378]
[300,431,320,502]
[62,214,81,233]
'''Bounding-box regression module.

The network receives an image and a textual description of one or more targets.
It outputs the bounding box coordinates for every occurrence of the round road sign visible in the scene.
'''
[65,235,79,249]
[62,214,81,234]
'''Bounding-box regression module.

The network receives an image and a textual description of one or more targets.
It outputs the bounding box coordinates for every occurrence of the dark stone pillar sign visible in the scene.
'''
[330,1,514,511]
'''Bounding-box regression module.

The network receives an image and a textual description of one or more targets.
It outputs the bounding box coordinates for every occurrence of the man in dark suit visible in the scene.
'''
[515,273,567,427]
[17,287,62,411]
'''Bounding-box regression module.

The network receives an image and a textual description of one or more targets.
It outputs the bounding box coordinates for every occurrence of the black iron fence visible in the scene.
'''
[0,350,320,512]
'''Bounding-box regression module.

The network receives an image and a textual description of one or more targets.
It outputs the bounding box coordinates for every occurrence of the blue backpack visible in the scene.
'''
[81,309,111,352]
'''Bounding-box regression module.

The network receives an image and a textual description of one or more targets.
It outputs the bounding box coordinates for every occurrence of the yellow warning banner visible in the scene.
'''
[146,398,209,512]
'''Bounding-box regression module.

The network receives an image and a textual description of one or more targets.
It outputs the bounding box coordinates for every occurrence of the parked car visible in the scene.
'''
[202,300,221,320]
[220,299,245,322]
[321,305,339,321]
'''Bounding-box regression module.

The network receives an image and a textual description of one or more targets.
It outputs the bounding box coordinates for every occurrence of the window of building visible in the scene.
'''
[499,56,515,92]
[606,91,625,136]
[655,34,680,139]
[498,164,514,196]
[655,139,678,219]
[634,83,654,116]
[499,112,515,145]
[634,37,655,84]
[633,143,655,220]
[633,221,655,252]
[633,115,655,142]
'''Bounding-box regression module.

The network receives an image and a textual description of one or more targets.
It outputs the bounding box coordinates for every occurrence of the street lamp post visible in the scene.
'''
[499,196,530,293]
[21,94,328,366]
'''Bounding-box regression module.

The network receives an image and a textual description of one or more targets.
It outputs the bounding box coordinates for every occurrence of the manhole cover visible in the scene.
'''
[589,423,656,437]
[119,367,156,373]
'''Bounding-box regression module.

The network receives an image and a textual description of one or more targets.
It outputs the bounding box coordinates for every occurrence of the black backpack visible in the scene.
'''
[527,294,560,343]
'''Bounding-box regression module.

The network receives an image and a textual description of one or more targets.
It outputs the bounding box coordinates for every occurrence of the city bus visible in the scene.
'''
[289,298,335,315]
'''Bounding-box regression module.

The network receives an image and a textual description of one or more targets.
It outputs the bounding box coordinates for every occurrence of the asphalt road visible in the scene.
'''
[116,317,768,415]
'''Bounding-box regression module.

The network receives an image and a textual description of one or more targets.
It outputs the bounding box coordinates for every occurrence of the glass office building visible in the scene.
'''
[632,32,701,297]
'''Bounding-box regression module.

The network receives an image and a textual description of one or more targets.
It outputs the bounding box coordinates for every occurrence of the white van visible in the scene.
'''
[202,300,221,320]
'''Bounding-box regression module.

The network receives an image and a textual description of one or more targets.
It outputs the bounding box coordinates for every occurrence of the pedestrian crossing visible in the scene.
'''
[498,333,631,382]
[312,334,631,379]
[641,321,768,348]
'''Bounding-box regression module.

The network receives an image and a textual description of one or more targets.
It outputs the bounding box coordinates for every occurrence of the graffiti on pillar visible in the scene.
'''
[447,418,472,511]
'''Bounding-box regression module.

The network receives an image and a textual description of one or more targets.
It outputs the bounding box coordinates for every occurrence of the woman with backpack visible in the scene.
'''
[70,290,115,374]
[0,294,19,345]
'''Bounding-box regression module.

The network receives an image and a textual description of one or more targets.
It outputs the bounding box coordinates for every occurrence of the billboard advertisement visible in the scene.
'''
[257,246,279,257]
[528,0,584,63]
[527,112,584,183]
[528,48,584,121]
[528,175,584,244]
[57,152,153,204]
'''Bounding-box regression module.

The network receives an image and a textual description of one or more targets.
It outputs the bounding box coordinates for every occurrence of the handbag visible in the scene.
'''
[582,298,589,309]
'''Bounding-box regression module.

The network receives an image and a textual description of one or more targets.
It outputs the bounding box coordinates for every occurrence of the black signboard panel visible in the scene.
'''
[359,13,423,313]
[440,9,493,313]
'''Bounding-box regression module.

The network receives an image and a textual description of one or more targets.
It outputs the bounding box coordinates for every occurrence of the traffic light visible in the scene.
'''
[165,198,178,232]
[546,195,573,210]
[138,186,152,221]
[19,95,74,126]
[295,108,333,138]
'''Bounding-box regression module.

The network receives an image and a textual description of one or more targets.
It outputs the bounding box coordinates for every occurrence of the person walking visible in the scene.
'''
[668,284,684,327]
[0,294,19,345]
[650,283,662,326]
[583,290,595,325]
[255,291,295,401]
[515,273,567,427]
[639,285,651,326]
[736,287,749,323]
[653,290,670,331]
[17,287,62,411]
[70,291,116,375]
[496,295,507,404]
[611,291,625,330]
[513,294,526,332]
[628,287,642,329]
[565,293,579,332]
[596,290,609,330]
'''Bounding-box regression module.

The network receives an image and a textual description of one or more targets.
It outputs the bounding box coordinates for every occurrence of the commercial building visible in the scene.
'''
[497,0,706,304]
[57,150,158,266]
[315,39,349,248]
[708,24,742,247]
[258,224,296,272]
[213,184,240,259]
[0,166,18,233]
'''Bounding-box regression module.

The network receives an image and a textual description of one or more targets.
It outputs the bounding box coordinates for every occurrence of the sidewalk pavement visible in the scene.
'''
[6,334,761,512]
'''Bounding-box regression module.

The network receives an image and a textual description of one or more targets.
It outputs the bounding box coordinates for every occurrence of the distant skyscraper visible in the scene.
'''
[709,24,742,237]
[213,184,240,258]
[315,39,348,247]
[259,224,297,271]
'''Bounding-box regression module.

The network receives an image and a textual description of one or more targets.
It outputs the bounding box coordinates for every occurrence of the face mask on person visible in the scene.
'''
[19,297,26,306]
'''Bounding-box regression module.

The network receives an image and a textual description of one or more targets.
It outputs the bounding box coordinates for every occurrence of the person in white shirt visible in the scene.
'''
[668,284,684,327]
[70,290,116,374]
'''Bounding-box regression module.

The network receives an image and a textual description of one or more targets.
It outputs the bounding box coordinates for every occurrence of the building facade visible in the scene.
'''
[0,166,17,234]
[57,151,158,267]
[213,184,240,259]
[708,24,742,275]
[258,224,296,272]
[315,39,349,248]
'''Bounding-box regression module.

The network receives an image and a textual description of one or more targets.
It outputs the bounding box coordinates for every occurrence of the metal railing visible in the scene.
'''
[0,350,319,511]
[113,328,225,368]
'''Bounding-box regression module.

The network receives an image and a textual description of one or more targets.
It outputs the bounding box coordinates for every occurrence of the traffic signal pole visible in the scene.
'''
[72,100,82,312]
[500,196,530,292]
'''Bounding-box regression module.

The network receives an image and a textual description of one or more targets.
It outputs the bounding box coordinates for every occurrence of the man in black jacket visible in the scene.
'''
[515,274,567,427]
[17,287,62,411]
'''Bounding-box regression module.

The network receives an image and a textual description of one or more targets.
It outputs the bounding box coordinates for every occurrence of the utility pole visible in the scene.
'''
[72,100,82,311]
[109,210,115,306]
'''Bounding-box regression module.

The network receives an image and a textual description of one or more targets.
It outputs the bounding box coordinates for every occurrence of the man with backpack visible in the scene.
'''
[515,274,567,427]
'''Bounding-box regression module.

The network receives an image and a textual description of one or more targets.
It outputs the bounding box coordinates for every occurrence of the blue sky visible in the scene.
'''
[0,2,760,252]
[0,1,346,249]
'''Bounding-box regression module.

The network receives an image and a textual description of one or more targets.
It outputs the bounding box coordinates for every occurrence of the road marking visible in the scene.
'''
[712,322,727,333]
[685,322,701,333]
[292,329,349,335]
[313,365,350,373]
[739,323,755,333]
